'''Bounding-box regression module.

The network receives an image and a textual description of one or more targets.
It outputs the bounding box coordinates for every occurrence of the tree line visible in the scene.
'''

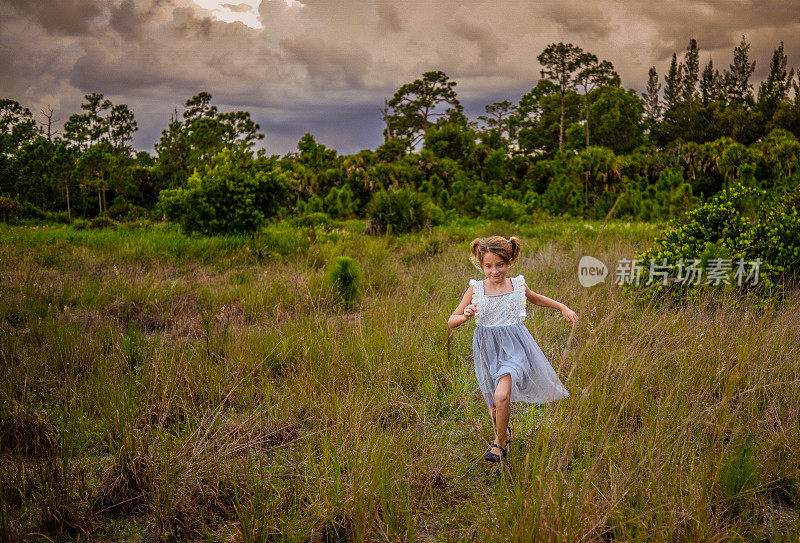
[1,36,799,233]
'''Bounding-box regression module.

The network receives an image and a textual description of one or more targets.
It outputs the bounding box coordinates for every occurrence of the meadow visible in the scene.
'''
[1,218,799,542]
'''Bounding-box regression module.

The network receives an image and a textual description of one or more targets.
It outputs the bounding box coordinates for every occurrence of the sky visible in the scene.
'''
[1,0,799,155]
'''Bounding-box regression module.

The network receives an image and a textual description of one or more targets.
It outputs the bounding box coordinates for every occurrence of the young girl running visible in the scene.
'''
[448,236,577,462]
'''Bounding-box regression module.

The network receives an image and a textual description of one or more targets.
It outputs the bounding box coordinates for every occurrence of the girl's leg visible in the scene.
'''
[486,403,497,439]
[493,374,511,447]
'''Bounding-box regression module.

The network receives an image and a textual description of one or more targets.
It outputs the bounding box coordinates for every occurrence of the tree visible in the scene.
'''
[158,146,290,236]
[513,79,581,156]
[725,35,756,105]
[477,100,516,148]
[383,71,463,150]
[74,141,119,214]
[682,39,700,107]
[61,94,138,215]
[575,53,619,150]
[107,104,137,149]
[700,59,724,106]
[642,66,662,126]
[758,41,795,119]
[566,86,646,154]
[293,133,338,194]
[154,92,264,189]
[38,105,59,141]
[664,53,683,111]
[537,42,585,151]
[63,93,136,152]
[0,99,38,154]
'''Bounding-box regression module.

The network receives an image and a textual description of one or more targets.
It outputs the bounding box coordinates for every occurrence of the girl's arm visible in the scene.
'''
[525,285,578,325]
[448,285,476,329]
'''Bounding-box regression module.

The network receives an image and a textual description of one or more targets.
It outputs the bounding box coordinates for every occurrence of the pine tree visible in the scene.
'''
[726,35,756,105]
[642,66,662,123]
[664,53,683,110]
[700,59,723,106]
[537,42,585,151]
[758,41,795,117]
[682,38,700,105]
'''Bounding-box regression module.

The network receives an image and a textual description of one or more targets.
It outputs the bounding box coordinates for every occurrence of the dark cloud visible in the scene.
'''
[547,2,612,41]
[280,36,373,89]
[109,0,141,39]
[376,1,403,33]
[5,0,102,36]
[448,19,504,68]
[2,0,798,154]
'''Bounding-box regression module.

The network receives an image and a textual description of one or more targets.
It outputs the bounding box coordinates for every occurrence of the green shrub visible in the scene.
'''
[20,201,45,219]
[323,185,358,219]
[72,218,90,230]
[626,182,799,304]
[45,211,72,224]
[298,194,324,215]
[367,188,432,234]
[325,256,361,308]
[158,146,291,236]
[289,212,333,231]
[89,216,116,229]
[639,167,699,221]
[481,195,526,223]
[0,197,21,221]
[541,174,584,217]
[105,200,148,222]
[718,442,759,518]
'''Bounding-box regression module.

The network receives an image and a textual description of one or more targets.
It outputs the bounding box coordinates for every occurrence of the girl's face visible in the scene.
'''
[481,251,509,284]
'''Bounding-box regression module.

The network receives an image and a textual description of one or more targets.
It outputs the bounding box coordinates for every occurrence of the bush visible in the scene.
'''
[323,185,358,219]
[105,200,148,222]
[289,212,333,231]
[90,216,116,229]
[626,182,799,304]
[298,194,324,215]
[541,174,584,217]
[718,442,759,518]
[366,188,432,234]
[158,147,291,236]
[481,195,526,223]
[20,201,45,219]
[0,197,21,221]
[72,218,90,230]
[45,211,72,224]
[325,256,361,308]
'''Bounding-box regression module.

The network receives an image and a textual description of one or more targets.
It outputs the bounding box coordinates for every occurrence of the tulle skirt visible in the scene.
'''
[472,323,570,408]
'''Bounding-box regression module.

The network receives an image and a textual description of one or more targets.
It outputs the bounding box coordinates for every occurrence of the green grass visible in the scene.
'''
[1,217,798,541]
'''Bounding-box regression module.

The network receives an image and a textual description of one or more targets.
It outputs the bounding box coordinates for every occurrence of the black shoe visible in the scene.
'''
[483,443,508,463]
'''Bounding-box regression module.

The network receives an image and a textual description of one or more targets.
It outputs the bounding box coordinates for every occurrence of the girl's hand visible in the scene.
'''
[561,306,578,325]
[463,303,477,319]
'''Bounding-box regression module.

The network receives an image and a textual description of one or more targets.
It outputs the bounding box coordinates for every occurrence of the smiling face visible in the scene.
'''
[481,251,509,285]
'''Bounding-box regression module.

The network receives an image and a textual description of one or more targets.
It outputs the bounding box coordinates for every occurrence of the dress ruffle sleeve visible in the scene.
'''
[512,275,527,320]
[468,279,482,325]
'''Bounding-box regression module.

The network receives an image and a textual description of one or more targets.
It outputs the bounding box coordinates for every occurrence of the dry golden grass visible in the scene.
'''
[0,219,798,541]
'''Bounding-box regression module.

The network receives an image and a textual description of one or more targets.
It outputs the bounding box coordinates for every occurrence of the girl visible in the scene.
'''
[448,236,578,463]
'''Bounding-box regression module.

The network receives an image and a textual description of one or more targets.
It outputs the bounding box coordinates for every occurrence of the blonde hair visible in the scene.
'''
[469,236,521,270]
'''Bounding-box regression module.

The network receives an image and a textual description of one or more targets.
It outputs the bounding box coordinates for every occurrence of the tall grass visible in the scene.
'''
[1,217,798,541]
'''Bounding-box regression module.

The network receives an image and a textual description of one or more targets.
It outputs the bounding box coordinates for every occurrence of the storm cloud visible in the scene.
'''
[1,0,798,154]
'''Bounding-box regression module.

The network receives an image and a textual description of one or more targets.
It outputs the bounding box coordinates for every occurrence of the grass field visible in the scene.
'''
[1,218,799,541]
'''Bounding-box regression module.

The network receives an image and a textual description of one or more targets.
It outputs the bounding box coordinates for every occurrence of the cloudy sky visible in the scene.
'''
[1,0,798,155]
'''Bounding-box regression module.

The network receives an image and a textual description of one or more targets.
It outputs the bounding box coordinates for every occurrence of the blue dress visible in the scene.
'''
[470,275,570,408]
